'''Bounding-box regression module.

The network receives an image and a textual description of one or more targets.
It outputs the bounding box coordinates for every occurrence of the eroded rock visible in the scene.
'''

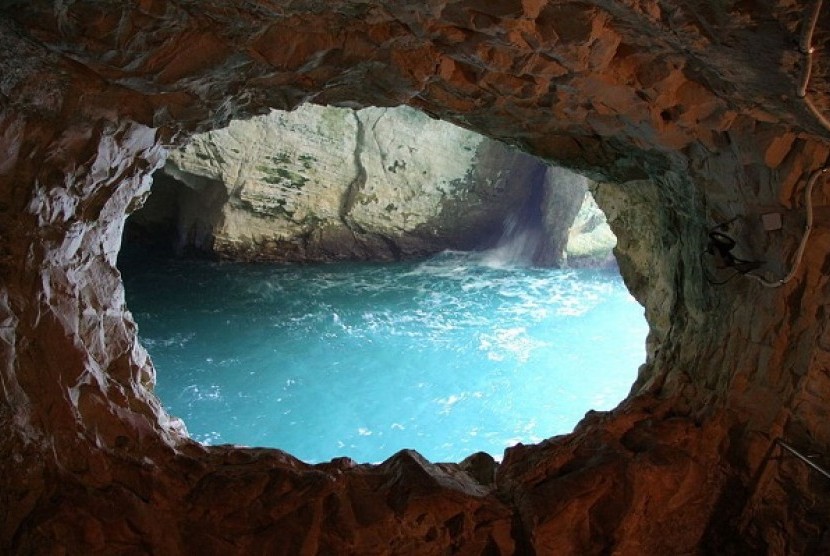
[2,1,830,554]
[130,104,612,266]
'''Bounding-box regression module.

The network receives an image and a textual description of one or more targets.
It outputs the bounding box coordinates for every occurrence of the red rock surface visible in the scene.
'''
[2,1,830,553]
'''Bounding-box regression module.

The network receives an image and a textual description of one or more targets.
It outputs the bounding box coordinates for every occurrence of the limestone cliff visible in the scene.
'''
[131,104,610,265]
[2,1,830,554]
[148,104,544,260]
[565,185,617,267]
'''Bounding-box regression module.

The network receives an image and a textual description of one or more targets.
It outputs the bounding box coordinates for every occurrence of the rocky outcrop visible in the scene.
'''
[565,185,617,267]
[130,104,608,266]
[143,104,545,260]
[2,1,830,554]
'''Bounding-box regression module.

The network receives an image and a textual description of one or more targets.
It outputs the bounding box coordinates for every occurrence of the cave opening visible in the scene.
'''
[6,1,830,551]
[118,105,648,464]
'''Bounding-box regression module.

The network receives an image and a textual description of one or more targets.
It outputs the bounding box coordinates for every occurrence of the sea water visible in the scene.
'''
[119,249,648,463]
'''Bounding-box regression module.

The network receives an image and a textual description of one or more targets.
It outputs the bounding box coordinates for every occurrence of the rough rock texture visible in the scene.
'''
[565,184,617,267]
[130,104,601,265]
[145,104,545,261]
[2,1,830,554]
[538,164,617,267]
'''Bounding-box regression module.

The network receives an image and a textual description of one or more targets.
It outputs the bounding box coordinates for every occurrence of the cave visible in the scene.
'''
[123,104,617,267]
[119,105,639,464]
[2,1,830,554]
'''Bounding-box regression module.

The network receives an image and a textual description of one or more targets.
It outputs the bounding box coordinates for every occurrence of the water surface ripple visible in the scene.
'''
[121,250,648,463]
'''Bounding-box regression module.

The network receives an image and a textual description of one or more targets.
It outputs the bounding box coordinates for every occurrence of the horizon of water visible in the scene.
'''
[119,247,648,464]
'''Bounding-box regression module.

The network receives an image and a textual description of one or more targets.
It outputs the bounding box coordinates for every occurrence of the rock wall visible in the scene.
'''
[1,1,830,554]
[130,104,609,266]
[565,185,617,267]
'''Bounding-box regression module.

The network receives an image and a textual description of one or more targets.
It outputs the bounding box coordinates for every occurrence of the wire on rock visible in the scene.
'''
[746,167,827,288]
[797,0,830,135]
[740,2,830,288]
[805,95,830,131]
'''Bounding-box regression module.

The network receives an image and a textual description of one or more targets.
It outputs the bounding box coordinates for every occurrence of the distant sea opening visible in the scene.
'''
[120,247,648,464]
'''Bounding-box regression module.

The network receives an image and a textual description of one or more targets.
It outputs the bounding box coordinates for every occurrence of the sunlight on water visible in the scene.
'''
[120,249,648,463]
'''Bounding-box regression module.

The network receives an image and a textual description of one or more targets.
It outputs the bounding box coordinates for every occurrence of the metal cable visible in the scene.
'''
[777,439,830,481]
[797,0,830,136]
[805,94,830,131]
[746,167,827,287]
[741,3,829,287]
[800,0,824,55]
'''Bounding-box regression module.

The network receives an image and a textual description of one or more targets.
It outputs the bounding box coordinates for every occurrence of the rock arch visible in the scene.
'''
[1,1,829,553]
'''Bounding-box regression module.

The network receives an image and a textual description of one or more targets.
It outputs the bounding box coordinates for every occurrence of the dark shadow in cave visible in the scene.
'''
[123,169,229,258]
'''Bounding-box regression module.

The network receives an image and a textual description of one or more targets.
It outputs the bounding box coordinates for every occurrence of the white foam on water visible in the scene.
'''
[125,249,648,464]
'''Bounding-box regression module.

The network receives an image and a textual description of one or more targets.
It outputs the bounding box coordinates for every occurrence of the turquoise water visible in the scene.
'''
[120,249,647,463]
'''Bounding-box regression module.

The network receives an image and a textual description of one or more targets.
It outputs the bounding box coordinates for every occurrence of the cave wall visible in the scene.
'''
[2,0,830,553]
[154,104,549,262]
[131,104,613,266]
[562,182,617,267]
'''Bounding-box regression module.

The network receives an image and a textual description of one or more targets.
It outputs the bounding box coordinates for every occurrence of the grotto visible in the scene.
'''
[2,0,830,554]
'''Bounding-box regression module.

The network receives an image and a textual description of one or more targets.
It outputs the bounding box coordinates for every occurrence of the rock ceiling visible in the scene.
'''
[1,0,830,553]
